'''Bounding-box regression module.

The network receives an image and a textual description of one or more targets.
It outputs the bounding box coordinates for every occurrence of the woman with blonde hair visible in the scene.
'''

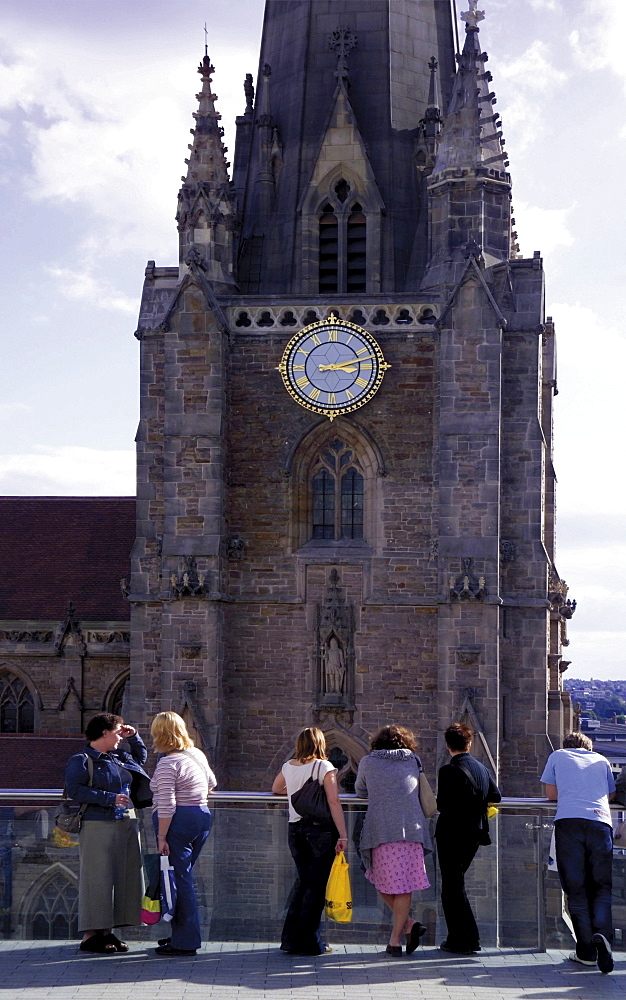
[272,726,348,955]
[150,712,216,956]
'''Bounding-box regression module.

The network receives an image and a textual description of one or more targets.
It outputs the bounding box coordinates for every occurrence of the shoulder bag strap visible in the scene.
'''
[70,753,94,820]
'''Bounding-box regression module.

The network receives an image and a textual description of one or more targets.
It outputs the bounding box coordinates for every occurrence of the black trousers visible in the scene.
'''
[436,836,480,951]
[281,820,336,955]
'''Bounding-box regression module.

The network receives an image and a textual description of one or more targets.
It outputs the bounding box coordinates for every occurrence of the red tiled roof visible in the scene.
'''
[0,497,135,621]
[0,734,86,789]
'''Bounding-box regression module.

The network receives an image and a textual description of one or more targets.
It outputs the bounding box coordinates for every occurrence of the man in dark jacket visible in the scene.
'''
[435,722,501,955]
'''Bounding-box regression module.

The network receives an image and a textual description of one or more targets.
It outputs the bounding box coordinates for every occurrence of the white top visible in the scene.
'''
[282,758,335,823]
[541,748,615,826]
[150,747,217,818]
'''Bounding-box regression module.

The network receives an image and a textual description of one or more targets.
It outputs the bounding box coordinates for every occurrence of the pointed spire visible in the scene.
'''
[419,56,443,162]
[421,1,512,289]
[182,54,231,189]
[176,53,235,287]
[431,2,508,175]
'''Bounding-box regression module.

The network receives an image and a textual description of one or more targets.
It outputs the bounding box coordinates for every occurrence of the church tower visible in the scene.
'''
[129,0,573,794]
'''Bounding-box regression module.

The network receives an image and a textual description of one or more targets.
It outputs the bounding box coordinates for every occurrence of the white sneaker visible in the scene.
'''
[591,934,614,974]
[568,952,596,967]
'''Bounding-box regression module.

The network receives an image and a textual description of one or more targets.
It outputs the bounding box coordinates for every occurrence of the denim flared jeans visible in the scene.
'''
[153,805,212,951]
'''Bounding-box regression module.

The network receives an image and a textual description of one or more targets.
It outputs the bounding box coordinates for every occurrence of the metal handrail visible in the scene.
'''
[2,790,622,811]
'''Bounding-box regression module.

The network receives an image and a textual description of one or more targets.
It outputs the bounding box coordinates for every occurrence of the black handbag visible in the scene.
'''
[291,760,332,823]
[55,754,94,834]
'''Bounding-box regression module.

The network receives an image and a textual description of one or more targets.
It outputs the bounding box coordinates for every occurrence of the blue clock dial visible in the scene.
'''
[277,316,390,420]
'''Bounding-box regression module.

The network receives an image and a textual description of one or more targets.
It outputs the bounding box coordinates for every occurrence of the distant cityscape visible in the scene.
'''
[565,678,626,723]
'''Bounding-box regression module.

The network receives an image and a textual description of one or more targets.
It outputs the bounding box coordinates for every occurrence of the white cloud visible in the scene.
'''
[565,632,626,681]
[528,0,561,9]
[513,200,575,258]
[0,402,29,421]
[496,40,568,151]
[0,446,135,495]
[570,2,626,84]
[44,264,137,315]
[0,25,258,263]
[551,302,626,518]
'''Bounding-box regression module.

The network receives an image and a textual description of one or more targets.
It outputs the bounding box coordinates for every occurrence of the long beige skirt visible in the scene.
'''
[78,819,144,932]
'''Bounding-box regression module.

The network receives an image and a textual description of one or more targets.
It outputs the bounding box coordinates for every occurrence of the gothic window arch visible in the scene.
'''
[317,180,367,294]
[104,670,129,716]
[312,440,364,541]
[299,169,383,295]
[22,865,79,940]
[0,667,36,733]
[288,417,385,551]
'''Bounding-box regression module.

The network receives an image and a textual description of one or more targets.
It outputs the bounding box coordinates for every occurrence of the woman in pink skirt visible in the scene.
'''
[355,725,432,956]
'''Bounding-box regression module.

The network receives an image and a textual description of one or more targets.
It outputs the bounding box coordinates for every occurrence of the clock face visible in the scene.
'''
[276,317,390,420]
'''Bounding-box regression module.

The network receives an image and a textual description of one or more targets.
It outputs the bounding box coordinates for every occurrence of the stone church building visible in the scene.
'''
[1,0,575,797]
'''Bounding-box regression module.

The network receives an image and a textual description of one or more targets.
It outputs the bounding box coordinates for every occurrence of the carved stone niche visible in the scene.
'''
[170,557,210,599]
[449,558,487,601]
[315,570,355,715]
[456,645,482,667]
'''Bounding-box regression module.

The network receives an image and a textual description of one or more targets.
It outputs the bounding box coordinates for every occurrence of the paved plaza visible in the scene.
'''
[1,942,624,1000]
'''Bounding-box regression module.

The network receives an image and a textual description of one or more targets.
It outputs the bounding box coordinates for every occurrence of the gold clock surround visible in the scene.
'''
[276,314,391,421]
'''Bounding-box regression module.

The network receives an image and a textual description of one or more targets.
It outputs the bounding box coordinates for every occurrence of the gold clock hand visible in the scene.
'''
[318,354,376,371]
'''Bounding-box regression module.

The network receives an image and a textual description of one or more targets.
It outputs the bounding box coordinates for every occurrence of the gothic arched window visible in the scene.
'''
[311,439,364,541]
[27,870,79,939]
[0,671,35,732]
[317,181,367,294]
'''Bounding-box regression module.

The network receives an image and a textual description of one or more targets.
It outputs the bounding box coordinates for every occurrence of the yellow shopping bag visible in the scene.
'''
[324,851,352,923]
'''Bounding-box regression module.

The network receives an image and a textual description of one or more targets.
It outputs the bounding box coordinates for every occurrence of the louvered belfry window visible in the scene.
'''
[318,181,366,294]
[319,204,339,293]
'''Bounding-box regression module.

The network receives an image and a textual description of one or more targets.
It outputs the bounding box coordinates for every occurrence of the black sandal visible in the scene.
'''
[406,921,427,955]
[79,935,116,954]
[103,932,128,952]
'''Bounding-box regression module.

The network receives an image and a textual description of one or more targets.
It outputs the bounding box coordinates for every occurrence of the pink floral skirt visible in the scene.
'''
[365,840,430,894]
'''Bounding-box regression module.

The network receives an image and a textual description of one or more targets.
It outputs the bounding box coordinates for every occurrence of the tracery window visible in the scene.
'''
[28,872,78,939]
[0,671,34,732]
[311,439,364,541]
[317,180,367,294]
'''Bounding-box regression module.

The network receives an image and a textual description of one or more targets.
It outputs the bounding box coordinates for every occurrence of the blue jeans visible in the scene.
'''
[153,806,212,951]
[281,820,336,955]
[554,818,613,961]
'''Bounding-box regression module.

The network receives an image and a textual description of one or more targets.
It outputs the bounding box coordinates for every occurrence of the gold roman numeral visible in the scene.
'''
[345,389,354,399]
[296,376,309,388]
[309,387,320,400]
[355,377,368,388]
[311,334,321,345]
[327,392,336,404]
[292,365,305,371]
[328,329,338,342]
[356,347,369,355]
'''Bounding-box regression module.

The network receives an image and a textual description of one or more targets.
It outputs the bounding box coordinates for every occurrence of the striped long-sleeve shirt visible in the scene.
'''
[150,748,217,818]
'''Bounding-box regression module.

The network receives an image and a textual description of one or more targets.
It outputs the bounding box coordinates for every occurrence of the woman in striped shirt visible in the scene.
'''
[150,712,216,956]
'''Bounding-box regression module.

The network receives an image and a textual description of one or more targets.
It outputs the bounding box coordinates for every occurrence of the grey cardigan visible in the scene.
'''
[355,749,432,871]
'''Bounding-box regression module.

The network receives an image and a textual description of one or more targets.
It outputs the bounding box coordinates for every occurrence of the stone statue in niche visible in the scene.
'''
[315,570,355,715]
[324,636,346,696]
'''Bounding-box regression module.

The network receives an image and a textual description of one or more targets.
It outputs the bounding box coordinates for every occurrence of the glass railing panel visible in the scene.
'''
[0,792,623,950]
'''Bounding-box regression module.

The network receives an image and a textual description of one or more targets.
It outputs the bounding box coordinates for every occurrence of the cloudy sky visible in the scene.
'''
[1,0,624,680]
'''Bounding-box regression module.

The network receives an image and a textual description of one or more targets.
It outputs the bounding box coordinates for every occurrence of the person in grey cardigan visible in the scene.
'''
[355,725,432,956]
